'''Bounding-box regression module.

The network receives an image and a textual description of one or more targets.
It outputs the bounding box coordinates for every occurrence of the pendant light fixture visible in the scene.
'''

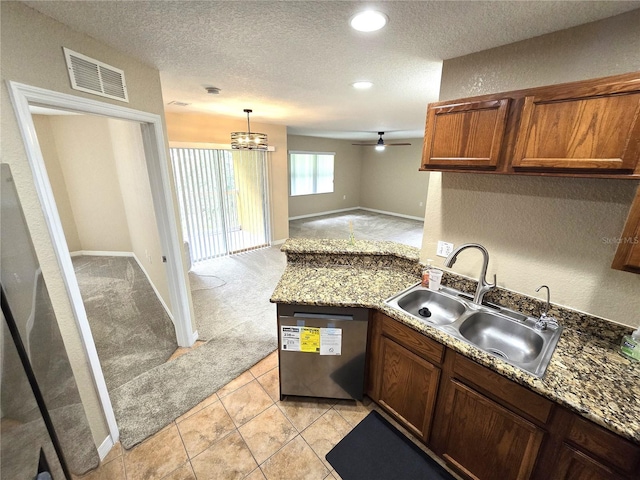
[231,109,268,150]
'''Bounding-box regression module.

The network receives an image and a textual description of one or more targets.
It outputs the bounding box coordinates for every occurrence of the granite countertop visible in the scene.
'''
[271,238,640,444]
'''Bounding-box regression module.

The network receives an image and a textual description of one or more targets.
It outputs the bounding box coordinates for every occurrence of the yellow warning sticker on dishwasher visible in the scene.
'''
[300,327,321,353]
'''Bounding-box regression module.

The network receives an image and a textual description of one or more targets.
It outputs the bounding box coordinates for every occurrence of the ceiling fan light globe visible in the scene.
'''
[375,145,385,152]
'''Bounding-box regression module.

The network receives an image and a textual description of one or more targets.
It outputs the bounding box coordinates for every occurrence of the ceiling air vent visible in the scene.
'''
[63,47,129,102]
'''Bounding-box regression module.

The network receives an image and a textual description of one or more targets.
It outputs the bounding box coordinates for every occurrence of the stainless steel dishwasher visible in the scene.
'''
[277,304,370,401]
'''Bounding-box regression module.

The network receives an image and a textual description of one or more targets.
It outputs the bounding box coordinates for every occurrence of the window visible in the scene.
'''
[289,151,335,196]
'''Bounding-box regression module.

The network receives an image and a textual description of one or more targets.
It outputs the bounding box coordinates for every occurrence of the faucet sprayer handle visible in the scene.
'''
[489,274,497,288]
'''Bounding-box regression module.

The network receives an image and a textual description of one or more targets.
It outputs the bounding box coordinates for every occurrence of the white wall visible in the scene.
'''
[108,118,172,310]
[422,10,640,328]
[34,114,173,313]
[32,115,82,252]
[287,135,362,218]
[286,135,430,220]
[359,140,429,219]
[1,1,182,445]
[44,115,134,252]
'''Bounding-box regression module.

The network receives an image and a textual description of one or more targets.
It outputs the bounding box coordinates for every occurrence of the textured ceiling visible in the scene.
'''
[23,1,640,140]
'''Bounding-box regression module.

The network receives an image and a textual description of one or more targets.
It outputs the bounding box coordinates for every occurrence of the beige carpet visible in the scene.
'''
[73,255,178,391]
[189,246,286,341]
[111,321,276,449]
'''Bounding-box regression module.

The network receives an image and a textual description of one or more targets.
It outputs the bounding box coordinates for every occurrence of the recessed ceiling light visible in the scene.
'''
[352,81,373,89]
[350,10,388,32]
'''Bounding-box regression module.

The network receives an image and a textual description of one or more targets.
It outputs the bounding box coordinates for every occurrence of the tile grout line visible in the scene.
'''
[121,445,129,480]
[172,418,196,479]
[297,419,333,477]
[227,372,279,473]
[216,380,267,475]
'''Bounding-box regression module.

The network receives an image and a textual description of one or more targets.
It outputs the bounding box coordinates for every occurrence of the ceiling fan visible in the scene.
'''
[352,132,412,151]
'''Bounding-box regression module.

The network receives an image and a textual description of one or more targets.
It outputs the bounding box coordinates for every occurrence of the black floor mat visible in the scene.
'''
[326,410,456,480]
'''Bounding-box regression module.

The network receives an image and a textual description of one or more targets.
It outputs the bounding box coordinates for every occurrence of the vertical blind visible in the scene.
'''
[170,148,270,263]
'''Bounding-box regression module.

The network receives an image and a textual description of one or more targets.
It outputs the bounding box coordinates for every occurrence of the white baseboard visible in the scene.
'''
[288,207,359,221]
[271,239,287,245]
[190,330,199,344]
[70,250,133,257]
[70,250,175,324]
[97,435,115,460]
[288,206,424,222]
[131,254,175,323]
[359,207,425,222]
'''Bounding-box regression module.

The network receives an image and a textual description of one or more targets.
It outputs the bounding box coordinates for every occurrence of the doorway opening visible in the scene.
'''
[31,112,179,395]
[8,81,195,450]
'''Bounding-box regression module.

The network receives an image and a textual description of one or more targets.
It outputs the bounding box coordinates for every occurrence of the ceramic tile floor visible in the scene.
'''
[74,350,460,480]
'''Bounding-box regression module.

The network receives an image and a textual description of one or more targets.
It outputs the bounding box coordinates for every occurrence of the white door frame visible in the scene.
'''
[7,81,197,444]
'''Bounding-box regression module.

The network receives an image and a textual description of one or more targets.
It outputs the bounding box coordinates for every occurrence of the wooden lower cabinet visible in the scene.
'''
[536,409,640,480]
[376,336,440,440]
[552,446,620,480]
[368,312,442,442]
[367,312,640,480]
[434,378,544,480]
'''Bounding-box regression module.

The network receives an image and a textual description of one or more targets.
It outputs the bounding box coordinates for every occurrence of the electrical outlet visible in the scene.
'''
[343,195,346,200]
[419,201,424,207]
[437,241,454,258]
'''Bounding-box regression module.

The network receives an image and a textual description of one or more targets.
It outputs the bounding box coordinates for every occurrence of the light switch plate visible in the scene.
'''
[437,241,454,258]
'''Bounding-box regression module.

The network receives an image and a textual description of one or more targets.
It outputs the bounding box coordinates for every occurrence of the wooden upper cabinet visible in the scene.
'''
[421,98,510,170]
[612,185,640,273]
[512,79,640,173]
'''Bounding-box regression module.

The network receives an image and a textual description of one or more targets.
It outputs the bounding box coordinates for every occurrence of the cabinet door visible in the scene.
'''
[421,98,510,170]
[377,336,440,441]
[551,446,620,480]
[612,186,640,273]
[512,79,640,173]
[439,379,544,480]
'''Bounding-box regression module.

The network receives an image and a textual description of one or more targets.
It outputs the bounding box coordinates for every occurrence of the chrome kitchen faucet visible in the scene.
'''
[444,243,497,305]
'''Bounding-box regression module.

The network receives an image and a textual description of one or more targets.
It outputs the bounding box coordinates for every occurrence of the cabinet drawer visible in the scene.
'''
[453,353,553,424]
[381,315,444,365]
[567,415,640,474]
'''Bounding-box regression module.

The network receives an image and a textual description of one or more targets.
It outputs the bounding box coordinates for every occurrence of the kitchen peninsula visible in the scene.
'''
[271,238,640,480]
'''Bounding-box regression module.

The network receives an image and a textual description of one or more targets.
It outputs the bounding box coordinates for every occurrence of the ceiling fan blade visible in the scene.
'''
[351,143,378,146]
[387,143,412,146]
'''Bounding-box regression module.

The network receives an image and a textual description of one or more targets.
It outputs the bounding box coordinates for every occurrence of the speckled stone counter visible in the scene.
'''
[271,238,640,444]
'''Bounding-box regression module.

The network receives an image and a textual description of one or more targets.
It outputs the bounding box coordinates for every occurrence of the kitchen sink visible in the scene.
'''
[395,289,467,326]
[458,311,544,364]
[384,283,563,377]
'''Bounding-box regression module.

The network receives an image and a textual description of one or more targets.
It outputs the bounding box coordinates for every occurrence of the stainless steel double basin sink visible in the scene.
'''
[385,284,563,377]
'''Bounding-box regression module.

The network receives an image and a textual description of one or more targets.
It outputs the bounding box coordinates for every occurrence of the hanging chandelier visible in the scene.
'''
[231,109,268,150]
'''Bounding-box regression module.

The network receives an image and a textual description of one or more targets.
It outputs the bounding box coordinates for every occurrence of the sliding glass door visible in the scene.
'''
[169,148,270,263]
